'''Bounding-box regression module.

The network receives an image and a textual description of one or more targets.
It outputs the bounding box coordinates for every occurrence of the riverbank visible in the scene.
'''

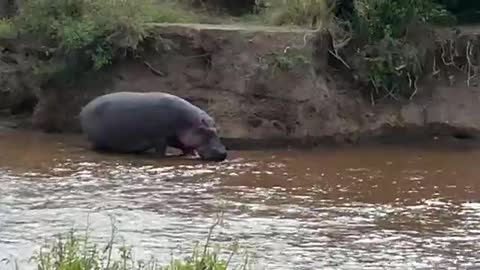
[1,22,480,149]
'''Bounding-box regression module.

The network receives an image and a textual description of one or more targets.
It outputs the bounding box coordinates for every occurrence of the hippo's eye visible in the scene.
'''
[201,117,215,127]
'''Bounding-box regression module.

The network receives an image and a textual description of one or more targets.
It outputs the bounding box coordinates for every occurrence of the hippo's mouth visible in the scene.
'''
[196,147,228,162]
[199,152,228,162]
[178,134,227,162]
[181,150,200,159]
[179,149,226,162]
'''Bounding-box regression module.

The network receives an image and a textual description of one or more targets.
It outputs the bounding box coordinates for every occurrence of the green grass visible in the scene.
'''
[146,1,202,24]
[0,18,16,39]
[4,0,473,104]
[9,217,254,270]
[11,0,202,84]
[346,0,457,102]
[263,0,337,28]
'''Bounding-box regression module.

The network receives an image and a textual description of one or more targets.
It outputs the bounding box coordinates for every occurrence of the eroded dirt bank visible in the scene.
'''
[2,23,480,148]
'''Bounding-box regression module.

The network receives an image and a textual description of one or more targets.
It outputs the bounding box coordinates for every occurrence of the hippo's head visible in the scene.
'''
[178,117,227,162]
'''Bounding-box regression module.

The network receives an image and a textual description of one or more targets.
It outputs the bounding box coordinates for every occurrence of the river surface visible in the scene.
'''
[0,130,480,269]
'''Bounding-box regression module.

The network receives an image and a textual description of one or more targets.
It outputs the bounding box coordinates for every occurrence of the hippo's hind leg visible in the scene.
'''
[86,135,115,153]
[179,147,197,157]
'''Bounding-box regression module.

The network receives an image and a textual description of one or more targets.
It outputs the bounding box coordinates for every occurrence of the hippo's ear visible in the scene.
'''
[196,117,218,138]
[202,118,220,131]
[198,125,217,137]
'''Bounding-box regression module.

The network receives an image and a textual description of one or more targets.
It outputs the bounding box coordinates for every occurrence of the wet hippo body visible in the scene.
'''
[79,92,227,161]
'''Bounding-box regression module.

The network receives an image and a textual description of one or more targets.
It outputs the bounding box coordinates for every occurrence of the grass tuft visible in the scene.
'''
[265,0,337,29]
[23,215,254,270]
[0,18,16,39]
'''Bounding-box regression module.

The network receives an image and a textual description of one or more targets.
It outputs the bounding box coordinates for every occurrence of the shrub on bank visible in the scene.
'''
[435,0,480,24]
[183,0,260,16]
[12,0,199,84]
[263,0,460,102]
[245,0,460,101]
[4,0,474,103]
[0,18,15,39]
[347,0,457,101]
[264,0,337,28]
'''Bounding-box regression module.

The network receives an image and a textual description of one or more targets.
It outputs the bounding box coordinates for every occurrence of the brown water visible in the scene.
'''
[1,130,480,269]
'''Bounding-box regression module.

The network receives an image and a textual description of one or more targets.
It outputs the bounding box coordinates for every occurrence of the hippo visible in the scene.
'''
[79,91,227,162]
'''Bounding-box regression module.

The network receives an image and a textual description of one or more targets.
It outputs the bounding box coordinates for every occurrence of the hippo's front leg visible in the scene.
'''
[179,147,198,158]
[167,136,197,157]
[152,138,167,157]
[176,143,196,157]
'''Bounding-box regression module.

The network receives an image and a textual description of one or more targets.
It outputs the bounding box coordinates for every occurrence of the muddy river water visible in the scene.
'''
[0,130,480,269]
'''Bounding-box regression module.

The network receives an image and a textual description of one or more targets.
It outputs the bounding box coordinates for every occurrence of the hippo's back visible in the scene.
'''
[79,91,197,151]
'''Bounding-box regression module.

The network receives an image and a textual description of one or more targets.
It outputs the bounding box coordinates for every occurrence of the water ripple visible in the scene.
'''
[0,144,480,269]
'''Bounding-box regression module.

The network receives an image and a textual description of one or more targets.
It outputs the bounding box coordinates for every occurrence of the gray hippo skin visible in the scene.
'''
[79,91,227,161]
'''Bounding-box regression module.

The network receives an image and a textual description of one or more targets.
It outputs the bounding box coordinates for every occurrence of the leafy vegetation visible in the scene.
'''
[352,0,455,41]
[11,0,199,84]
[262,47,314,80]
[185,0,480,25]
[243,0,460,102]
[264,0,337,28]
[0,18,16,39]
[11,217,253,270]
[435,0,480,24]
[338,0,454,101]
[349,0,459,101]
[184,0,260,16]
[2,0,479,102]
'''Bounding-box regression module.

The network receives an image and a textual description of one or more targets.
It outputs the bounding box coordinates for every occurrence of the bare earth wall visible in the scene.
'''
[3,24,480,149]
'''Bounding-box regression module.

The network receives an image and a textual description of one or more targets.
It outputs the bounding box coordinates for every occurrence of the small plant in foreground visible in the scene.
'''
[28,216,253,270]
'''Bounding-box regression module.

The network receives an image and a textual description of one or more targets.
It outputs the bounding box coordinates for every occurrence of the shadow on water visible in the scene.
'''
[1,130,480,269]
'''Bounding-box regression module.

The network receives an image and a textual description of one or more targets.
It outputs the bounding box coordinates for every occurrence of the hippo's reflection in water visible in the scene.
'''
[0,131,480,269]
